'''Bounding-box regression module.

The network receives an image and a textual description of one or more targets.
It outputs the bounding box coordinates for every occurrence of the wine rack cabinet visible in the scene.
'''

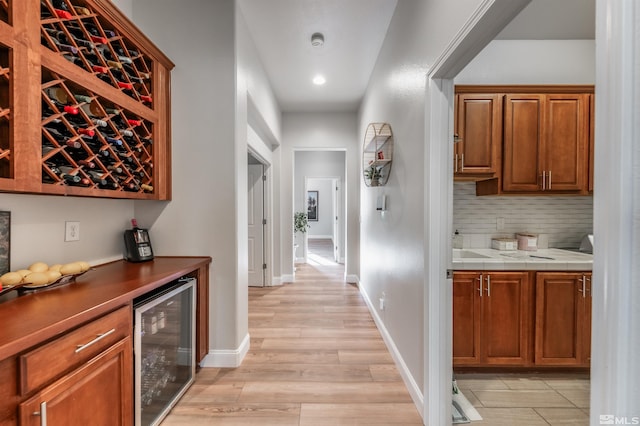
[0,0,174,199]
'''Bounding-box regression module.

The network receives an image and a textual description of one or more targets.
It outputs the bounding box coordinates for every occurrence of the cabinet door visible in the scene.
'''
[481,272,530,365]
[502,94,544,192]
[455,94,502,177]
[20,338,133,426]
[535,272,590,366]
[452,272,482,365]
[544,94,590,191]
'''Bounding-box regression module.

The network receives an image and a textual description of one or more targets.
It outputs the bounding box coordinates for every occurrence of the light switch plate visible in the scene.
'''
[65,221,80,242]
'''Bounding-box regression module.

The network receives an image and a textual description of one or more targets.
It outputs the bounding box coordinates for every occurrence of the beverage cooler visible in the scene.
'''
[133,277,196,426]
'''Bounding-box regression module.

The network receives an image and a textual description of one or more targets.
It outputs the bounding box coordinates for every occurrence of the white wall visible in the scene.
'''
[455,39,595,84]
[358,0,487,405]
[281,112,358,281]
[306,178,334,238]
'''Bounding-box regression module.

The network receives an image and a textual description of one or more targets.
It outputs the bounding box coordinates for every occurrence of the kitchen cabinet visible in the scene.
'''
[19,337,132,426]
[454,93,502,179]
[502,93,590,193]
[0,0,174,200]
[535,272,592,366]
[453,271,531,367]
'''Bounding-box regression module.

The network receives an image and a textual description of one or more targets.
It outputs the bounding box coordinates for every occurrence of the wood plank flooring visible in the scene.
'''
[161,262,423,425]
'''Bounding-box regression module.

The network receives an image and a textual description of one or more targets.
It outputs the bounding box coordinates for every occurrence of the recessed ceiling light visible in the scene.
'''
[311,32,324,48]
[313,75,326,85]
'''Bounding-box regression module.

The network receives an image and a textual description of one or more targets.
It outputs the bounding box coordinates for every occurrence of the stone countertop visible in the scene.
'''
[453,248,593,271]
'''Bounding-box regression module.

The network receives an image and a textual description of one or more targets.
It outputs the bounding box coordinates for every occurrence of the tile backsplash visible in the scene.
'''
[453,182,593,249]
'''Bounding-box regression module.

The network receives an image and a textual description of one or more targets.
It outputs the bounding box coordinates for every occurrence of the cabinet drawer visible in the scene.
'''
[19,305,131,395]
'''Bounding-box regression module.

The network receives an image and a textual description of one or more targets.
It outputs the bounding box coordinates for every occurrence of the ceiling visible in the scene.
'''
[238,0,595,113]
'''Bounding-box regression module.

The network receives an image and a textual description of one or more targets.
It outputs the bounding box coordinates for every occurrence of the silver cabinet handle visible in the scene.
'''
[33,401,47,426]
[485,275,491,297]
[477,275,483,297]
[460,154,464,172]
[542,171,546,190]
[454,154,458,173]
[548,170,552,189]
[75,328,116,353]
[586,275,591,297]
[579,275,586,298]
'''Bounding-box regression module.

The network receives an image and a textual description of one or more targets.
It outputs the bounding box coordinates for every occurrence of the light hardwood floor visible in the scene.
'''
[161,262,423,425]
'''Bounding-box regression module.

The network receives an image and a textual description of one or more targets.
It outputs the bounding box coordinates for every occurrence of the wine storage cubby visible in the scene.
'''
[0,0,173,199]
[0,1,9,25]
[0,44,10,180]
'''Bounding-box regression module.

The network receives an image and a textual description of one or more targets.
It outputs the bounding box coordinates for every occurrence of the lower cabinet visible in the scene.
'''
[535,272,592,366]
[19,337,133,426]
[453,270,592,368]
[453,271,531,366]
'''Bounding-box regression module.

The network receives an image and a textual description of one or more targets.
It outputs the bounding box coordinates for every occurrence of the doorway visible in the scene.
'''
[305,177,341,265]
[293,150,346,271]
[248,152,266,287]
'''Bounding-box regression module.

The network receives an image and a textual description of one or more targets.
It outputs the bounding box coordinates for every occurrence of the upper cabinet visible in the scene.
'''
[456,86,594,196]
[502,93,590,193]
[0,0,174,200]
[454,93,502,179]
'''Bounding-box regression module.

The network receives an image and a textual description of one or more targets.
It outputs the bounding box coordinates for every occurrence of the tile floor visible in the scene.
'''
[456,372,590,425]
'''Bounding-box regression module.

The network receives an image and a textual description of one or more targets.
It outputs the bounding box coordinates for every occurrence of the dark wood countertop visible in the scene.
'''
[0,256,211,360]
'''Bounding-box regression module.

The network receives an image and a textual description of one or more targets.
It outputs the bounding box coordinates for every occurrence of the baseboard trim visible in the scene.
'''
[282,274,294,283]
[269,276,284,286]
[359,285,425,419]
[199,333,250,368]
[345,274,359,284]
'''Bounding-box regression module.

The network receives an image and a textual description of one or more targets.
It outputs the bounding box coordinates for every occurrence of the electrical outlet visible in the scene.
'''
[379,297,385,311]
[497,217,505,230]
[65,221,80,242]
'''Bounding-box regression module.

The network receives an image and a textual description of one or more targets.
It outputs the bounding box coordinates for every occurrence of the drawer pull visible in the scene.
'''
[33,401,47,426]
[75,328,116,353]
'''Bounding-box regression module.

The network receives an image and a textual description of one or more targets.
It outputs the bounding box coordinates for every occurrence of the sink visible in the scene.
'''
[453,250,491,259]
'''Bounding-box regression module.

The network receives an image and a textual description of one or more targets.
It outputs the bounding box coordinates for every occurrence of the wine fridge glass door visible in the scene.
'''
[134,278,196,426]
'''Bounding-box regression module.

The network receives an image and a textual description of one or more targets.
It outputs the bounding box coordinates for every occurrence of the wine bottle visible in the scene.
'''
[83,53,109,73]
[123,63,150,80]
[86,170,107,185]
[41,0,73,19]
[78,103,108,127]
[66,23,107,45]
[84,22,116,39]
[43,127,82,149]
[46,163,82,184]
[58,165,91,186]
[44,28,94,50]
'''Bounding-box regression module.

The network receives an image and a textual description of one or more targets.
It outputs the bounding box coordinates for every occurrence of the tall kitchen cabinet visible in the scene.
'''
[535,272,592,366]
[453,271,531,366]
[454,94,502,179]
[502,93,591,193]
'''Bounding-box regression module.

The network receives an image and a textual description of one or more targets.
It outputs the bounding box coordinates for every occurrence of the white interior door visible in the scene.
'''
[332,179,340,262]
[248,164,265,287]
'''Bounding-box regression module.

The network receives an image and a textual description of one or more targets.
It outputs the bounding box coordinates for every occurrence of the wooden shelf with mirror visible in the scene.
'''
[0,0,174,199]
[363,122,393,187]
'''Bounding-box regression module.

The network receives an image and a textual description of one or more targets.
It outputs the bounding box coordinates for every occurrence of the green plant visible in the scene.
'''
[364,165,382,181]
[294,212,310,233]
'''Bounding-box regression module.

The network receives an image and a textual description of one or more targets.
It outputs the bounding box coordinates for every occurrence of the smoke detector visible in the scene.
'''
[311,32,325,48]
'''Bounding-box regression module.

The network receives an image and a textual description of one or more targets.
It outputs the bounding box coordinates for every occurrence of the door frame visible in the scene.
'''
[422,1,532,423]
[248,147,272,286]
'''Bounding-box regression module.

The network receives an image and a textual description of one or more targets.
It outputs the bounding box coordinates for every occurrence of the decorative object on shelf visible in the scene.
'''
[362,122,393,187]
[0,211,9,275]
[294,212,310,234]
[307,190,318,221]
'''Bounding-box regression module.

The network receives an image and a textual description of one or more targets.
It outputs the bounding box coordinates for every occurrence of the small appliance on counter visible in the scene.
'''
[124,219,154,262]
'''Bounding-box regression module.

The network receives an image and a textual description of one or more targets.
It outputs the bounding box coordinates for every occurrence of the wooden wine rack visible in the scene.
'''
[0,0,174,199]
